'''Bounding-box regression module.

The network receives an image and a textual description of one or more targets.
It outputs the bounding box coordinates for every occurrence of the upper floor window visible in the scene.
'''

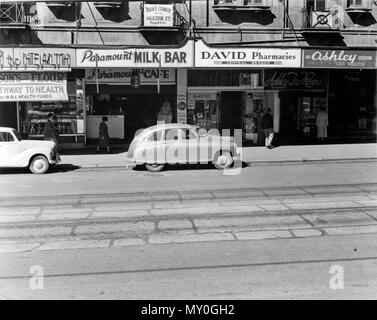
[307,0,327,11]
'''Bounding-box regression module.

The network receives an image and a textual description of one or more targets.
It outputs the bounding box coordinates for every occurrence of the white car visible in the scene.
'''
[0,127,60,174]
[127,123,240,172]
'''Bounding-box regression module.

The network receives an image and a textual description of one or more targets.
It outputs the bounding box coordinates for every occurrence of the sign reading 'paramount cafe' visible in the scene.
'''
[195,40,301,68]
[76,41,193,68]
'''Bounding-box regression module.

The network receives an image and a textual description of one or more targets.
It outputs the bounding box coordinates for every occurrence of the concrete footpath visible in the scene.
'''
[60,143,377,168]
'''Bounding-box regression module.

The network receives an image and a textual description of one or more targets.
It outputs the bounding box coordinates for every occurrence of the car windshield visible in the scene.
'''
[12,129,22,141]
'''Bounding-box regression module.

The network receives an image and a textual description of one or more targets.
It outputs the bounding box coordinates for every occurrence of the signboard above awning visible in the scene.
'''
[303,49,376,69]
[0,47,73,72]
[76,40,194,68]
[195,40,301,68]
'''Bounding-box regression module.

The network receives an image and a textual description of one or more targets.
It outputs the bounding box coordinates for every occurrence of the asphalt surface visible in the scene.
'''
[0,160,377,299]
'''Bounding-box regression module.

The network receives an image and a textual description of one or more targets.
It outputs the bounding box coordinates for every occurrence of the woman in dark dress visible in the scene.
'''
[96,116,111,153]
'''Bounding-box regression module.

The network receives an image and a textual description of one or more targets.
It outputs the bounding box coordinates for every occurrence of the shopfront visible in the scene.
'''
[0,47,85,144]
[303,48,377,143]
[263,69,328,144]
[192,40,301,144]
[76,40,193,141]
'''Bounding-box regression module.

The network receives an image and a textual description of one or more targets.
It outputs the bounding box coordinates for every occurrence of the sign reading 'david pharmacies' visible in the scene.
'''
[264,69,327,90]
[76,41,193,68]
[0,48,73,71]
[144,4,174,27]
[303,49,376,69]
[195,40,301,68]
[0,72,68,102]
[85,68,176,84]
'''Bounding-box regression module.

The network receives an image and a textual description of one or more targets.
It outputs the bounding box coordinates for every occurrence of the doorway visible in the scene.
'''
[220,91,243,135]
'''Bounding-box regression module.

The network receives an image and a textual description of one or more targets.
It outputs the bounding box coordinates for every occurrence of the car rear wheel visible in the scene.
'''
[145,163,165,172]
[214,151,233,170]
[29,156,49,174]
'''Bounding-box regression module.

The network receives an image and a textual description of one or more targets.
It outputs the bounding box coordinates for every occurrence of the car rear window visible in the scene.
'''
[0,132,14,142]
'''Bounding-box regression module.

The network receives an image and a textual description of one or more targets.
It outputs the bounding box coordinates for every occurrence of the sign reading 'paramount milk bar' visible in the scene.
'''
[303,49,376,69]
[76,41,193,68]
[195,40,301,68]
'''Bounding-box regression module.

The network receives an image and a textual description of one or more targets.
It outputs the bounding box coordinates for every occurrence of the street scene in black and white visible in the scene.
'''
[1,0,377,300]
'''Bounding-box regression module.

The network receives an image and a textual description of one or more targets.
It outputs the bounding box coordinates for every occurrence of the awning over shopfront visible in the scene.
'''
[76,39,194,68]
[194,39,301,68]
[0,47,74,72]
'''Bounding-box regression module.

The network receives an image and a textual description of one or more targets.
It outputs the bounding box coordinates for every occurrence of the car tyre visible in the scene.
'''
[29,155,49,174]
[145,163,165,172]
[214,150,233,170]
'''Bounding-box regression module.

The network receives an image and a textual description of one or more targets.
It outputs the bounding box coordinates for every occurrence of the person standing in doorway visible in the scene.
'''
[157,98,173,124]
[43,113,59,147]
[262,108,274,149]
[316,107,328,142]
[97,116,111,153]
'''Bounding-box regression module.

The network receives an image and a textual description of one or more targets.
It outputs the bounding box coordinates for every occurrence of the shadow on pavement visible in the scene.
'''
[0,164,81,175]
[60,147,128,156]
[132,162,248,172]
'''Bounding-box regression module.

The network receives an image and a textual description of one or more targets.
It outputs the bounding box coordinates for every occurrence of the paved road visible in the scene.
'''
[1,161,377,299]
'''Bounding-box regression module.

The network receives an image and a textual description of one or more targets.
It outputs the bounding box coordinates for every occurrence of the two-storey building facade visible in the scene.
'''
[1,0,376,145]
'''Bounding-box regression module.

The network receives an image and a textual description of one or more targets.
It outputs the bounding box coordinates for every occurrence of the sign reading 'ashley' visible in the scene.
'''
[76,41,193,68]
[303,49,376,69]
[195,40,301,68]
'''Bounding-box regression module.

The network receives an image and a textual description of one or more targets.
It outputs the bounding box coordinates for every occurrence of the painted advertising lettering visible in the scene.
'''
[85,68,176,84]
[0,48,73,71]
[303,49,376,69]
[264,70,326,90]
[144,4,174,27]
[76,41,193,68]
[0,72,68,102]
[195,40,301,68]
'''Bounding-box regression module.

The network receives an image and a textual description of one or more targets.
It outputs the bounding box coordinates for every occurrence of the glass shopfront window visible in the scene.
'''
[19,79,85,138]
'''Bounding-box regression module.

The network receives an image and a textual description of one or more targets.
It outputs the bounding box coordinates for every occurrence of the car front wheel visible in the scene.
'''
[214,151,234,170]
[145,163,165,172]
[29,156,49,174]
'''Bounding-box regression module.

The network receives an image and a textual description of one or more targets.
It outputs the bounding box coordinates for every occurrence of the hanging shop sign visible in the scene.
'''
[0,48,73,72]
[0,72,68,102]
[85,68,176,84]
[143,4,174,27]
[195,40,301,68]
[303,49,376,69]
[264,69,327,90]
[76,41,193,68]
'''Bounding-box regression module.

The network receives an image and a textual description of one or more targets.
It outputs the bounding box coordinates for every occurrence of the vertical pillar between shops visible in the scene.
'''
[177,69,187,124]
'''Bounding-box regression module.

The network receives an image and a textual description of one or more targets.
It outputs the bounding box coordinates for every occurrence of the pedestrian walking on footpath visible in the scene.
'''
[262,108,274,149]
[43,113,59,147]
[96,116,111,153]
[316,107,328,142]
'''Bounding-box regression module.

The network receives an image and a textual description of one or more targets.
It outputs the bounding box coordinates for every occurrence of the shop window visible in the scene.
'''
[0,132,14,142]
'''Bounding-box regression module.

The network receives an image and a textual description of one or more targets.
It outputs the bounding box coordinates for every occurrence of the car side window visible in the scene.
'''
[165,129,179,141]
[181,129,197,140]
[146,130,163,142]
[0,132,15,142]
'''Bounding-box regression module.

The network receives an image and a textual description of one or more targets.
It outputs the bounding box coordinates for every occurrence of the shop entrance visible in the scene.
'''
[220,91,243,135]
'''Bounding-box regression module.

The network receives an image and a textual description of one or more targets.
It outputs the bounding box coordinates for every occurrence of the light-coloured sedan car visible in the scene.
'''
[0,127,60,174]
[127,124,239,172]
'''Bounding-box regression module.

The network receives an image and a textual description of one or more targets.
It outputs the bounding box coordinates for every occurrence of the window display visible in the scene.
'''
[19,79,84,137]
[187,92,219,131]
